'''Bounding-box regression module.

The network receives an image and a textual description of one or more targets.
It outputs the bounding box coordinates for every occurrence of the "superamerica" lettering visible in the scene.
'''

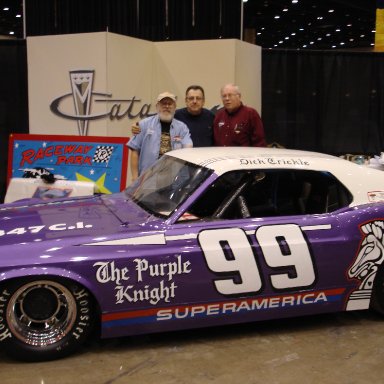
[157,291,327,321]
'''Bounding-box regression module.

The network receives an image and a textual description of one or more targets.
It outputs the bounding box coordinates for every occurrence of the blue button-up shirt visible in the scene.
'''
[128,114,193,175]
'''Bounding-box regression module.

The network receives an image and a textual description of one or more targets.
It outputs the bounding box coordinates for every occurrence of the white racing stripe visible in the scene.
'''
[301,224,332,231]
[83,233,166,246]
[83,224,332,246]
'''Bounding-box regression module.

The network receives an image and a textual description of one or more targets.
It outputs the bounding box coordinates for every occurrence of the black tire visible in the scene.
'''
[371,267,384,315]
[0,277,96,361]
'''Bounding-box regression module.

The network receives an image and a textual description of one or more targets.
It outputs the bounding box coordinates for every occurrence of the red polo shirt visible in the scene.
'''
[213,104,266,147]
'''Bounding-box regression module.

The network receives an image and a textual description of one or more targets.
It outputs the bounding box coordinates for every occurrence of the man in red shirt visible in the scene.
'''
[213,83,266,147]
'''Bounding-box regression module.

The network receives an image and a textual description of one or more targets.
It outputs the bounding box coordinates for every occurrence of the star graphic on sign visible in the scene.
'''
[75,172,111,194]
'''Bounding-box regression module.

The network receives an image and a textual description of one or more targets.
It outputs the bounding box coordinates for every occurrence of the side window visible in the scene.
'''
[185,169,352,221]
[298,171,353,214]
[241,170,352,216]
[187,171,249,218]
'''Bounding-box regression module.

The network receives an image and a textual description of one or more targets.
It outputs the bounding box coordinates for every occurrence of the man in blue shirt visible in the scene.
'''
[175,85,214,147]
[128,92,192,181]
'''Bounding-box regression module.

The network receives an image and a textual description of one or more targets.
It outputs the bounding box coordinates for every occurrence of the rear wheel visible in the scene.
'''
[371,268,384,315]
[0,278,96,361]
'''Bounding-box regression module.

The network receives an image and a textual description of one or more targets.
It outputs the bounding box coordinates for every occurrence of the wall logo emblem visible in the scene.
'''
[70,70,94,136]
[50,69,152,136]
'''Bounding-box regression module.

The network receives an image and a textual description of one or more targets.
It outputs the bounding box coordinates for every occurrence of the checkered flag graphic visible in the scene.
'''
[93,145,114,164]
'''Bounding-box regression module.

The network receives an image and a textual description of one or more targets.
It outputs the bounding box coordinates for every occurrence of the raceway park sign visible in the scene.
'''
[7,134,129,193]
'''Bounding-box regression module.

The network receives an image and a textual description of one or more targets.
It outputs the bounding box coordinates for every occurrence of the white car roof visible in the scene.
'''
[168,147,384,206]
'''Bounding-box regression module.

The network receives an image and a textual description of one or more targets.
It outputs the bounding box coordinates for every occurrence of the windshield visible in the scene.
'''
[125,155,212,217]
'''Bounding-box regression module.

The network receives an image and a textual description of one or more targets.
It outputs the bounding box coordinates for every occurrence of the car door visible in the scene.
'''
[163,212,347,326]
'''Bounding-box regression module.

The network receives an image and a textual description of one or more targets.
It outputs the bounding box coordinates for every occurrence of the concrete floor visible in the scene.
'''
[1,310,384,384]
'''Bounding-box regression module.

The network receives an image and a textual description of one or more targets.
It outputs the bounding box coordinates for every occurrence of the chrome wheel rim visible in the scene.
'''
[7,280,77,346]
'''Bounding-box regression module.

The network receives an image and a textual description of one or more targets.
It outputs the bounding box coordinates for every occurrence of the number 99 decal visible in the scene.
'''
[198,224,316,296]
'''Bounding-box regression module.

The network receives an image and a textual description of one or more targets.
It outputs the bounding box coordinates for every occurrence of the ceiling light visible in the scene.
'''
[0,0,377,50]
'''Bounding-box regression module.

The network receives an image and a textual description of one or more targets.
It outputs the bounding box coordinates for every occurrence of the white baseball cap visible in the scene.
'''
[157,91,177,102]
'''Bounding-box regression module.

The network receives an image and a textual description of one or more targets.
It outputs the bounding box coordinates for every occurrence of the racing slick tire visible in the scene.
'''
[0,277,96,361]
[371,267,384,315]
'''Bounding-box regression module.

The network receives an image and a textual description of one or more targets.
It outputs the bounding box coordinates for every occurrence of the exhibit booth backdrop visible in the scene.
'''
[26,32,262,138]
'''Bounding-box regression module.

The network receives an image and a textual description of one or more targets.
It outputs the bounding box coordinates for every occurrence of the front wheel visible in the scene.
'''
[0,278,96,361]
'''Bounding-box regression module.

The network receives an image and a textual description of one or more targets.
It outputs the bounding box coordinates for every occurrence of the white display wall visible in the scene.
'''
[27,32,262,139]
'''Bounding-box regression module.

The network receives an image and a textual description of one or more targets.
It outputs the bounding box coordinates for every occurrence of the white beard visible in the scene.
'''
[159,111,174,122]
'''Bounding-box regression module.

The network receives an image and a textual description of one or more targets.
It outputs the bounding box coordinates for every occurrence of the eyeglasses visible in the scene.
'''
[186,96,204,102]
[221,93,240,99]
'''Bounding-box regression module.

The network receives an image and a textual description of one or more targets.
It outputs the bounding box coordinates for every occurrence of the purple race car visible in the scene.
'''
[1,147,384,361]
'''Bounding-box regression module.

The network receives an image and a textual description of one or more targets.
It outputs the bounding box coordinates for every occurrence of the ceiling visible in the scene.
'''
[243,0,377,50]
[0,0,378,50]
[0,0,22,39]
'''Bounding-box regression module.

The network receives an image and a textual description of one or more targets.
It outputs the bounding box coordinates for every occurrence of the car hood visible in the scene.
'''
[0,192,159,246]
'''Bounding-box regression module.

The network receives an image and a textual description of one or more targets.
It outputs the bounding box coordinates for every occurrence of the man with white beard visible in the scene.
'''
[128,92,192,181]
